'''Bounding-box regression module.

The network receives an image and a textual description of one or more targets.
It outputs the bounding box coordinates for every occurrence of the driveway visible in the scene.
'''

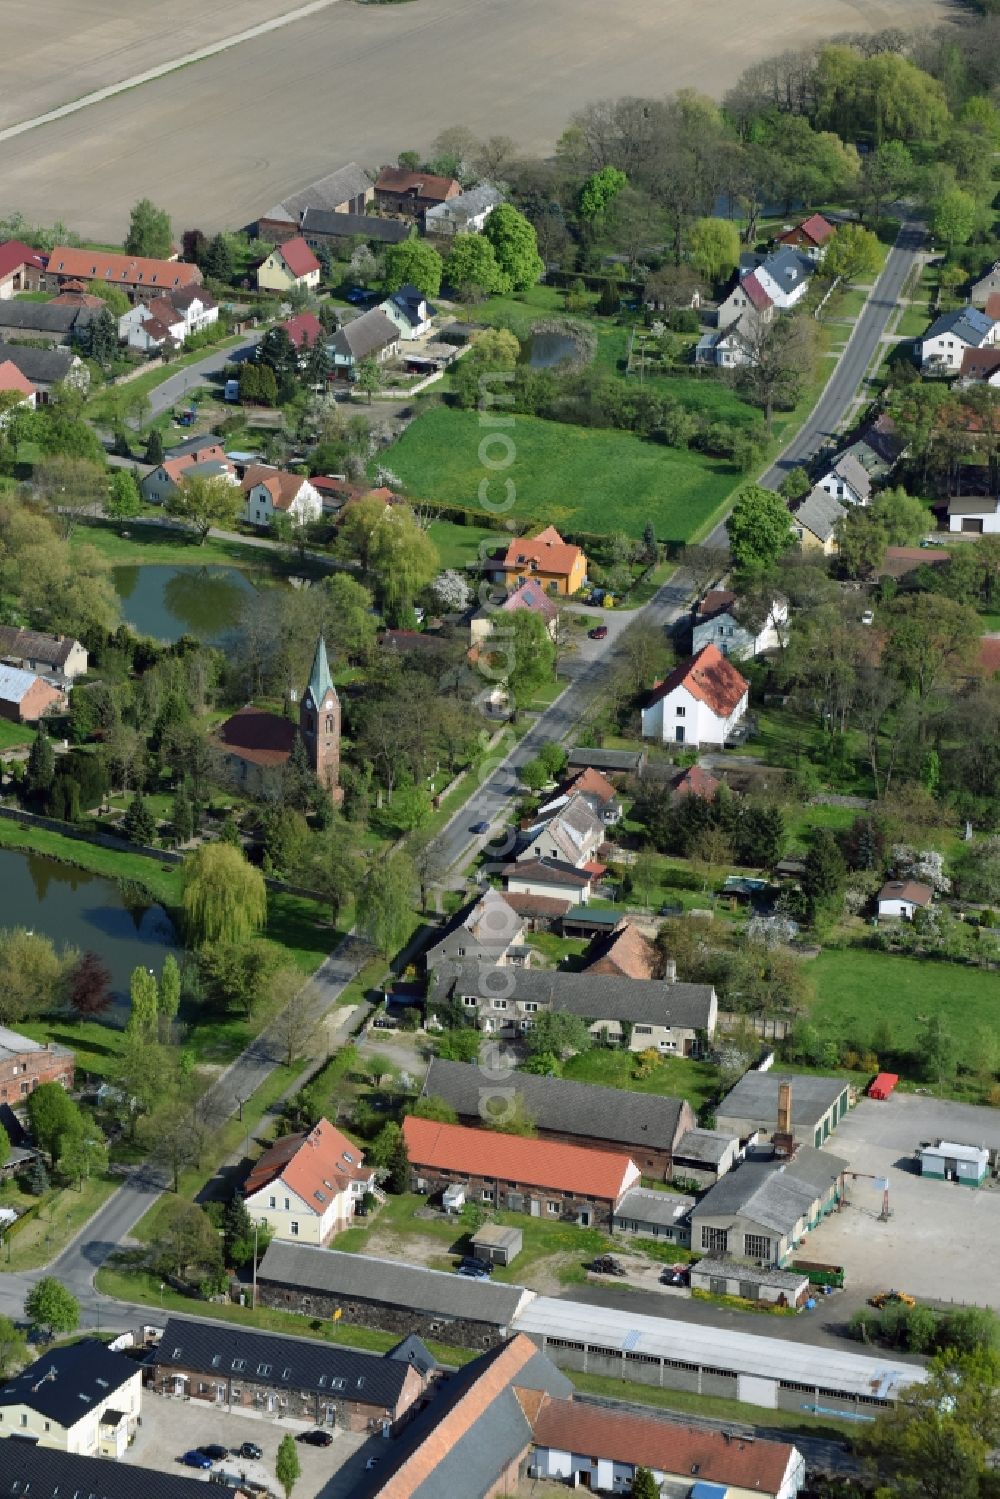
[128,1388,369,1499]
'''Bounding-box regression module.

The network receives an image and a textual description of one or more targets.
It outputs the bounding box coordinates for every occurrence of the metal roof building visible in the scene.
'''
[512,1297,925,1415]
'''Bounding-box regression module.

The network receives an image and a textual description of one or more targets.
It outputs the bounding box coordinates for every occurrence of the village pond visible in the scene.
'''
[0,847,177,1013]
[112,563,257,645]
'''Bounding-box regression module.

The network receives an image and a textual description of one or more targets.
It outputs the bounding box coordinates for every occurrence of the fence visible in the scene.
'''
[718,1011,792,1042]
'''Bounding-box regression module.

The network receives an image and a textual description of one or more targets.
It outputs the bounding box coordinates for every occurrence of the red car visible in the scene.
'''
[588,625,609,640]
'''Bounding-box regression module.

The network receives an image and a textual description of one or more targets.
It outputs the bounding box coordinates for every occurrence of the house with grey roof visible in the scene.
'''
[690,1144,847,1268]
[300,207,411,247]
[257,1241,534,1348]
[329,308,400,373]
[792,487,846,555]
[922,304,998,373]
[421,1056,696,1179]
[0,340,88,397]
[695,310,757,368]
[428,962,717,1052]
[518,791,605,868]
[715,1072,850,1147]
[424,888,528,971]
[612,1186,695,1242]
[817,451,873,507]
[948,493,1000,534]
[0,1445,223,1499]
[671,1127,741,1187]
[255,162,374,238]
[426,182,503,237]
[0,300,96,345]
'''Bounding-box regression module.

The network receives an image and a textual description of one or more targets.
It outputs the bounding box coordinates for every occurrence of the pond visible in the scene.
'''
[523,331,581,369]
[0,848,177,1016]
[112,564,257,645]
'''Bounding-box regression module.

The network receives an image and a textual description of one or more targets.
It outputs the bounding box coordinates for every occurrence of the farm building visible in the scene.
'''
[715,1073,850,1147]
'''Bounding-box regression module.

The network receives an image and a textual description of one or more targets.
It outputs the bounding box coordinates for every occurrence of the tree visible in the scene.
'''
[523,1012,591,1060]
[339,497,439,623]
[87,279,130,317]
[502,608,556,713]
[67,951,112,1018]
[171,785,195,843]
[258,326,299,383]
[630,1470,660,1499]
[159,952,181,1026]
[727,485,794,574]
[919,1012,955,1086]
[824,224,882,283]
[836,507,888,579]
[24,1278,79,1342]
[222,1195,259,1268]
[34,454,108,538]
[156,1199,222,1277]
[203,233,234,283]
[60,1127,107,1189]
[356,850,416,956]
[26,1081,80,1164]
[932,187,977,254]
[578,166,628,221]
[271,975,319,1067]
[689,217,740,285]
[25,725,55,805]
[382,239,444,297]
[0,1122,9,1174]
[125,198,173,259]
[801,828,846,915]
[443,234,509,296]
[122,790,156,845]
[86,306,118,370]
[883,594,979,701]
[0,929,72,1025]
[145,428,164,465]
[239,362,278,406]
[483,205,544,290]
[165,473,242,543]
[409,1094,459,1124]
[0,1314,27,1378]
[127,964,159,1040]
[431,569,472,611]
[182,843,267,948]
[355,356,384,404]
[106,469,142,526]
[734,314,818,435]
[860,140,913,223]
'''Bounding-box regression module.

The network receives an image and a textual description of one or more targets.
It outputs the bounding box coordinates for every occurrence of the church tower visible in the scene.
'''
[300,636,342,804]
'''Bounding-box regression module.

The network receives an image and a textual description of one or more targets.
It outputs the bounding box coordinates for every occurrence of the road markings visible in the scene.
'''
[0,0,342,143]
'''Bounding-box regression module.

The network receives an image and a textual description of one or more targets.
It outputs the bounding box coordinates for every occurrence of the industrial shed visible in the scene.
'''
[917,1140,989,1187]
[716,1073,850,1147]
[257,1241,534,1348]
[689,1258,810,1307]
[612,1187,694,1243]
[512,1297,926,1415]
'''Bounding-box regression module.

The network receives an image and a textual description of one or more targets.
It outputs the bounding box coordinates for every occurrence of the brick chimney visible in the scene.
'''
[772,1081,795,1158]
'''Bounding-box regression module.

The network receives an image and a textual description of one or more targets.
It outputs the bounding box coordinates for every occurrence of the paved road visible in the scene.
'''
[146,333,263,419]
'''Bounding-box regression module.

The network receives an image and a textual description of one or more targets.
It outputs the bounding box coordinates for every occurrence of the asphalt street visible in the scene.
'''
[146,332,263,419]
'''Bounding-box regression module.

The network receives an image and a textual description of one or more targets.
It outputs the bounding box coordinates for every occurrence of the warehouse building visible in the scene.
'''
[257,1241,534,1348]
[513,1297,926,1415]
[612,1186,694,1243]
[689,1258,811,1307]
[716,1073,850,1146]
[689,1145,847,1268]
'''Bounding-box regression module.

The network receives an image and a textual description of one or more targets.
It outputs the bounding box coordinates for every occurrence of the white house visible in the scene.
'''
[0,1341,141,1457]
[425,184,503,236]
[921,306,998,374]
[877,879,933,920]
[379,283,434,341]
[753,247,815,310]
[503,857,593,906]
[641,643,750,748]
[817,451,872,507]
[329,308,400,374]
[518,792,605,868]
[121,287,218,352]
[241,464,323,527]
[692,588,788,659]
[694,312,756,368]
[948,495,1000,534]
[242,1118,376,1245]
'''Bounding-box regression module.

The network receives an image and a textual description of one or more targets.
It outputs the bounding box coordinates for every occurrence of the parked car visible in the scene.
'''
[457,1256,491,1279]
[366,1457,381,1471]
[235,1442,263,1461]
[346,287,373,305]
[199,1445,229,1462]
[660,1265,689,1287]
[860,609,875,626]
[180,1452,213,1470]
[588,625,609,640]
[469,820,491,835]
[297,1430,333,1447]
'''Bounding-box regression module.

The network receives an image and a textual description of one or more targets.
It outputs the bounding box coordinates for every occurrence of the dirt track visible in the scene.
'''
[0,0,957,240]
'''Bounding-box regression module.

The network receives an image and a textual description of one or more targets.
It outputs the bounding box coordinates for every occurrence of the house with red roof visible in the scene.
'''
[775,212,835,261]
[45,246,201,300]
[531,1398,804,1499]
[243,1118,375,1244]
[671,764,722,803]
[0,359,38,413]
[241,464,323,527]
[402,1115,640,1228]
[642,644,750,747]
[715,269,774,329]
[374,167,461,218]
[0,240,45,299]
[496,526,587,596]
[280,310,324,353]
[470,577,560,649]
[140,446,236,505]
[256,236,321,293]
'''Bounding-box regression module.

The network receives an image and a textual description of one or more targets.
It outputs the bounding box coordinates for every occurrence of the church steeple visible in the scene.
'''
[305,635,336,709]
[299,635,342,804]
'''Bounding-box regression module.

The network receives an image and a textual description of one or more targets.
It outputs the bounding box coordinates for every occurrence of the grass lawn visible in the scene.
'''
[384,406,739,542]
[94,1267,477,1367]
[19,1017,129,1080]
[560,1048,720,1114]
[809,947,1000,1077]
[84,338,243,425]
[4,1174,121,1271]
[426,517,498,571]
[895,307,930,339]
[471,284,582,336]
[71,519,314,578]
[0,720,36,751]
[978,610,1000,632]
[568,1373,859,1442]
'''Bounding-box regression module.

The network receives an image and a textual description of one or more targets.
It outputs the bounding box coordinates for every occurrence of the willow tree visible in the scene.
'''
[182,844,267,948]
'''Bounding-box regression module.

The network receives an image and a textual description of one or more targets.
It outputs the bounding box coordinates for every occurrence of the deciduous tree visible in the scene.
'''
[726,484,795,574]
[443,234,509,296]
[689,217,740,284]
[165,473,242,543]
[356,850,417,956]
[483,204,544,290]
[182,844,267,947]
[24,1279,79,1342]
[382,239,443,297]
[125,198,173,259]
[67,951,112,1018]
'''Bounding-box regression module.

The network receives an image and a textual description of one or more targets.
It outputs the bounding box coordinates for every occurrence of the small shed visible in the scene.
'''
[918,1140,989,1187]
[560,905,621,940]
[868,1072,899,1101]
[612,1187,694,1244]
[470,1224,523,1266]
[690,1257,810,1307]
[442,1181,467,1213]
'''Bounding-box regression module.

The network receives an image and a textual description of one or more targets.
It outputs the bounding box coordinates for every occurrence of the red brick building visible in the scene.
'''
[373,168,461,217]
[402,1115,640,1228]
[0,1025,74,1104]
[0,666,65,724]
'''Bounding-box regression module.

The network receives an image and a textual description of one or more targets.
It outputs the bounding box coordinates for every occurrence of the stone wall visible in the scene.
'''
[257,1280,508,1351]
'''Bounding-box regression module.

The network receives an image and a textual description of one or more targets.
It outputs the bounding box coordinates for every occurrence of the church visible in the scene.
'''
[213,637,342,803]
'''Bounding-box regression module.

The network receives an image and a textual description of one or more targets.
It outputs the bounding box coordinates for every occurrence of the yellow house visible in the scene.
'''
[792,488,845,556]
[499,525,588,596]
[0,1341,142,1458]
[256,235,321,292]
